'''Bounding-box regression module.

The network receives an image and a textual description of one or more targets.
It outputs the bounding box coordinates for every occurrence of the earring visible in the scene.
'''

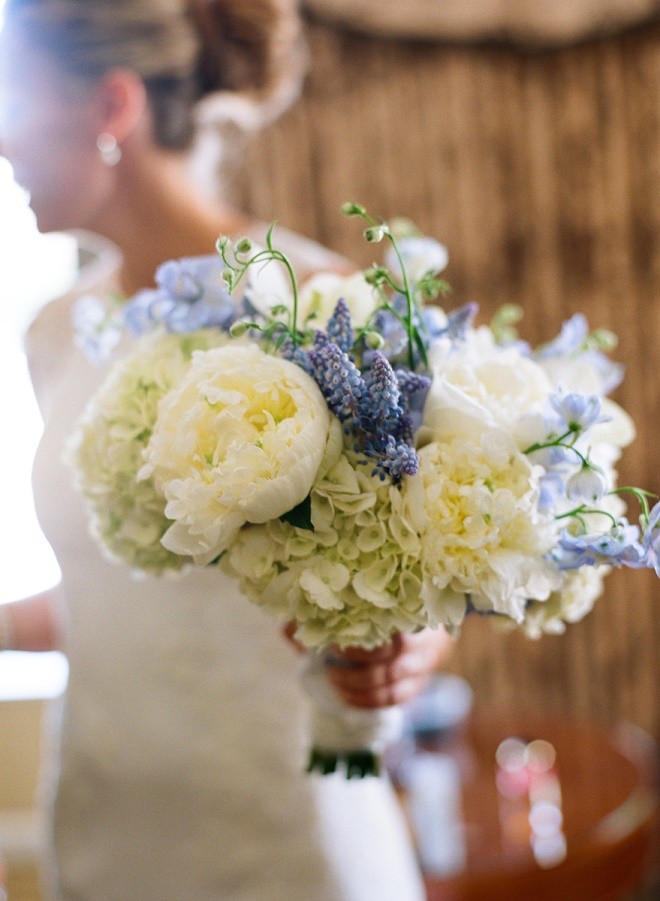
[96,132,122,166]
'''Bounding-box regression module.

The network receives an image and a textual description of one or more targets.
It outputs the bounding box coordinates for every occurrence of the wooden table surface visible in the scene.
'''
[388,710,658,900]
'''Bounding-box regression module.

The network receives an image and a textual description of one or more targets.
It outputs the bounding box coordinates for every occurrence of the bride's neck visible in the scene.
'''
[88,154,253,297]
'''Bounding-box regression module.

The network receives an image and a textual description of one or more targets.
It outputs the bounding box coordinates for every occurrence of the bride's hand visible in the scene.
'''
[323,628,454,709]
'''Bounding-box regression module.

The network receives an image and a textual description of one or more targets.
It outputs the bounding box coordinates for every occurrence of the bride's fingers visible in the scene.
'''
[323,628,455,709]
[328,628,453,668]
[327,635,403,664]
[324,647,432,691]
[282,620,305,652]
[334,675,430,710]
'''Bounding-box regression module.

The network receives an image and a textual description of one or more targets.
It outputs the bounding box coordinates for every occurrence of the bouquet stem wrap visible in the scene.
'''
[299,651,405,777]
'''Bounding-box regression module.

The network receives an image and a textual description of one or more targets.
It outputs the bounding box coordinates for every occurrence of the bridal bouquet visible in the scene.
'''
[69,203,659,776]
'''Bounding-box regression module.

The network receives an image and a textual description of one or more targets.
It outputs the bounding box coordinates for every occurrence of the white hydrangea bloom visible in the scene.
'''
[68,329,227,573]
[222,450,433,649]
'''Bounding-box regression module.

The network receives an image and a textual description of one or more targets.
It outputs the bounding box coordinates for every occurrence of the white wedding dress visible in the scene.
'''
[28,230,425,900]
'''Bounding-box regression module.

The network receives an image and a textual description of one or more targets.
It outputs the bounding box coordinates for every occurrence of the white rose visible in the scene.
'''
[142,343,334,564]
[420,328,552,444]
[296,272,380,330]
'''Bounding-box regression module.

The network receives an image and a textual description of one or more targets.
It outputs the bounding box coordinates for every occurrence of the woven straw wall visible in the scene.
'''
[238,19,659,739]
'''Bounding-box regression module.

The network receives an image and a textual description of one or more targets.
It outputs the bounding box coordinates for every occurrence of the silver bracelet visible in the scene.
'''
[0,604,15,652]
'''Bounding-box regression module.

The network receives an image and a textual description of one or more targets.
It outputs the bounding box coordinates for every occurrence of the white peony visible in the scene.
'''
[142,343,338,564]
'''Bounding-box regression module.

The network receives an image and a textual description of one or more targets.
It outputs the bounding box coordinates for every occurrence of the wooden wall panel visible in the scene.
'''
[239,20,659,739]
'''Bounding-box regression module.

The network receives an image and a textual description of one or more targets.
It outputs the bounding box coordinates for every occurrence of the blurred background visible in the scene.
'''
[1,0,658,897]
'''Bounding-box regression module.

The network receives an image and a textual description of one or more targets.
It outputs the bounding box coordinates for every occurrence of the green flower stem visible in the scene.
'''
[217,234,303,348]
[555,504,619,531]
[610,486,657,524]
[264,226,302,348]
[346,204,428,371]
[523,430,591,469]
[523,428,577,455]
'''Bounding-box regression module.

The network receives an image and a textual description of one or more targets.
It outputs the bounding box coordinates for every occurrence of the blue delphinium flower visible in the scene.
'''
[365,308,408,365]
[550,389,604,433]
[72,295,123,363]
[566,466,608,503]
[535,314,589,359]
[442,302,478,343]
[550,521,645,570]
[420,305,447,339]
[124,256,236,335]
[534,313,624,394]
[369,299,478,371]
[538,472,567,512]
[641,502,660,576]
[122,289,157,336]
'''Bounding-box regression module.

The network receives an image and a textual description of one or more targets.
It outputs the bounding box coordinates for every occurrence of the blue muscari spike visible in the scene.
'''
[396,412,415,446]
[326,298,354,354]
[307,336,365,421]
[378,436,420,481]
[394,370,431,434]
[360,353,402,430]
[279,337,312,373]
[301,337,422,485]
[395,369,431,400]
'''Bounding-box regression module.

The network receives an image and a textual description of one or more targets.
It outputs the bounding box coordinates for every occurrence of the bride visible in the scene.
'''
[0,1,451,898]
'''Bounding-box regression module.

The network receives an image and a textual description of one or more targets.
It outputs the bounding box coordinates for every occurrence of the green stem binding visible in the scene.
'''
[306,748,381,778]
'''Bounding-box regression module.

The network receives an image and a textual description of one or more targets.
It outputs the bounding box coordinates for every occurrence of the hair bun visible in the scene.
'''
[190,0,305,109]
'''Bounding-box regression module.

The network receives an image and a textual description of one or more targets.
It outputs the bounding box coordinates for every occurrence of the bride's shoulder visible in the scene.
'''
[245,222,355,279]
[24,231,122,399]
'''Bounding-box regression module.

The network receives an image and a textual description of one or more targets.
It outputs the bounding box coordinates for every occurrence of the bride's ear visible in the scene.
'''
[93,69,148,147]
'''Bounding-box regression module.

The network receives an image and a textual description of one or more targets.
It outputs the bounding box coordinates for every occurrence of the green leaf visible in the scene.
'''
[280,495,314,531]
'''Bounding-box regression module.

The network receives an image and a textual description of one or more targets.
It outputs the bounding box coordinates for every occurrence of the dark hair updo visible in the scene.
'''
[3,0,304,148]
